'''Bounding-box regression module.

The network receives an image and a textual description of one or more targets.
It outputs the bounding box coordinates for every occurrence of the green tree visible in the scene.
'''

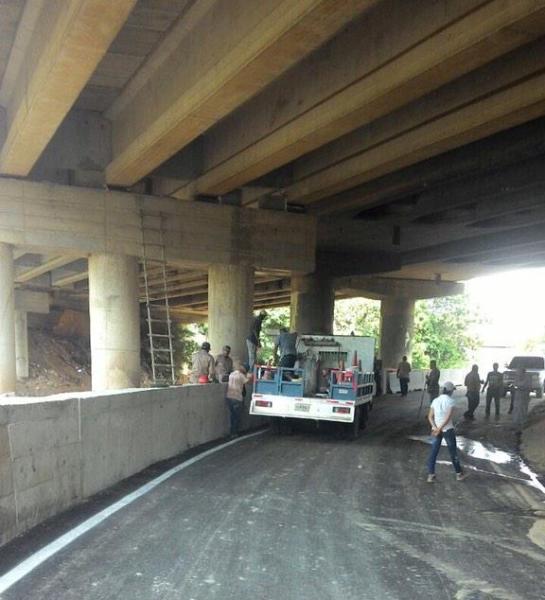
[173,324,199,370]
[411,295,481,369]
[334,298,381,339]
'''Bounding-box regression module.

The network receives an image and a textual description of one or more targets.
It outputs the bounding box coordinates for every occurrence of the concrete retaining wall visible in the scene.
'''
[0,384,258,546]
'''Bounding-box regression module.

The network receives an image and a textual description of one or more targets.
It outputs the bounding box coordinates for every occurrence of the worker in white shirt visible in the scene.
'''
[225,366,252,437]
[427,381,466,483]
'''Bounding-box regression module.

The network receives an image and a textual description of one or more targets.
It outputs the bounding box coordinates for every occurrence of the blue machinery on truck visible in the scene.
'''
[250,334,375,437]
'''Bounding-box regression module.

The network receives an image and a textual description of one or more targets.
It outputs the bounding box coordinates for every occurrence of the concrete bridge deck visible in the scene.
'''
[0,393,543,599]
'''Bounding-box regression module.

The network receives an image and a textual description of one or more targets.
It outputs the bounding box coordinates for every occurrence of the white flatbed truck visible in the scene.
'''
[250,334,375,438]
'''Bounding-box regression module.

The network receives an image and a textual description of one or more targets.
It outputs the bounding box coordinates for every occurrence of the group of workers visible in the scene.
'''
[425,362,532,484]
[188,310,299,437]
[397,356,533,430]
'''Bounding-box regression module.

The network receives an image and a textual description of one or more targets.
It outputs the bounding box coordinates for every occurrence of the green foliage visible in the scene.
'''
[259,308,290,363]
[334,298,381,341]
[173,324,199,370]
[411,295,481,369]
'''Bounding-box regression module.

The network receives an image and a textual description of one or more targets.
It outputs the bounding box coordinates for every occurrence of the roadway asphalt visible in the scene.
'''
[0,391,544,600]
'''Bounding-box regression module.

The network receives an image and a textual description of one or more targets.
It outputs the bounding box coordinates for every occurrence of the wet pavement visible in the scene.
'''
[0,390,544,599]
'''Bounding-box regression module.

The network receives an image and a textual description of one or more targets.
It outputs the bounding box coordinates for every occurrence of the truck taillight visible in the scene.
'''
[255,400,272,408]
[333,406,351,414]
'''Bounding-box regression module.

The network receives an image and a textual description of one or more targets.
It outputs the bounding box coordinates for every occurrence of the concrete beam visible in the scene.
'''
[317,249,401,278]
[312,117,545,216]
[184,0,545,197]
[0,178,316,273]
[15,256,83,284]
[0,0,136,176]
[368,156,545,226]
[105,0,376,186]
[14,290,50,314]
[287,37,545,205]
[335,276,463,300]
[403,223,545,265]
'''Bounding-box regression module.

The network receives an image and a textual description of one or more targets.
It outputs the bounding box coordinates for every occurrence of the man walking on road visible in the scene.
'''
[426,360,440,404]
[464,364,482,419]
[427,381,466,483]
[397,355,411,397]
[482,362,503,418]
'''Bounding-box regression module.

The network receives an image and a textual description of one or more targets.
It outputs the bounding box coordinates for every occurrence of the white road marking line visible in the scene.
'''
[0,430,266,595]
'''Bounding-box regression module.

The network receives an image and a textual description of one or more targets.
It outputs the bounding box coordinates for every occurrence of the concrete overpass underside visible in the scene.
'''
[2,0,545,390]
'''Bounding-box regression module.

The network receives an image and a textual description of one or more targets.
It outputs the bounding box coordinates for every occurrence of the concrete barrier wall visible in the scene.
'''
[0,384,260,547]
[386,368,467,393]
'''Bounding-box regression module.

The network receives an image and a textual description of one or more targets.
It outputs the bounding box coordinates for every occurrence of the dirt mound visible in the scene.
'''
[16,329,91,396]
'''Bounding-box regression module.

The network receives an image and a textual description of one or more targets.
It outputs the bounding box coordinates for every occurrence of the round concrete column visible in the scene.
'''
[290,273,334,335]
[0,243,16,393]
[380,296,415,370]
[88,254,140,391]
[15,310,29,380]
[208,264,254,366]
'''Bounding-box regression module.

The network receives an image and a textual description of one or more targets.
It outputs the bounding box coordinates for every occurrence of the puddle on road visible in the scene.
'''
[408,435,545,497]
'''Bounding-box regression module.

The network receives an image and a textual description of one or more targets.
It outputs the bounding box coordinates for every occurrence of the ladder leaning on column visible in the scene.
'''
[139,209,176,386]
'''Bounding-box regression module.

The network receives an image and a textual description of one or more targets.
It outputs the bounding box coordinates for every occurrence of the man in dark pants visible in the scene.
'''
[274,327,298,369]
[426,359,440,404]
[225,366,251,438]
[246,311,267,370]
[427,381,466,483]
[464,364,482,419]
[397,355,411,397]
[482,362,503,418]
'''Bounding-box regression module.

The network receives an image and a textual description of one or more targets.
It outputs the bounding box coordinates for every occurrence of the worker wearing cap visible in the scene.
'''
[190,342,215,383]
[427,381,466,483]
[215,345,233,382]
[246,310,267,370]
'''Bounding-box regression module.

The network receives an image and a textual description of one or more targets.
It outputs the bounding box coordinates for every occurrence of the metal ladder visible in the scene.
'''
[140,209,176,386]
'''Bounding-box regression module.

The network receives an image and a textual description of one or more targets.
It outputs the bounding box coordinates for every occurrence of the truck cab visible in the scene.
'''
[503,356,544,398]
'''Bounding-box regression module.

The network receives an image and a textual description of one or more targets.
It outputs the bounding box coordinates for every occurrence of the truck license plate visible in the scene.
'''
[294,403,310,412]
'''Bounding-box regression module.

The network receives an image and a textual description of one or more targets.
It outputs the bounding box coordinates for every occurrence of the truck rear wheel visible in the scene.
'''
[345,406,361,440]
[359,403,369,430]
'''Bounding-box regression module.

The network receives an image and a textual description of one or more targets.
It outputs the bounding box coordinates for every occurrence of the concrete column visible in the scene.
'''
[290,272,334,335]
[208,264,254,365]
[88,254,140,391]
[380,296,415,370]
[0,243,16,393]
[15,310,29,379]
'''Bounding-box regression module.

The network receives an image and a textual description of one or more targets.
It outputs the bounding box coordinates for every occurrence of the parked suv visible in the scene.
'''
[503,356,544,398]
